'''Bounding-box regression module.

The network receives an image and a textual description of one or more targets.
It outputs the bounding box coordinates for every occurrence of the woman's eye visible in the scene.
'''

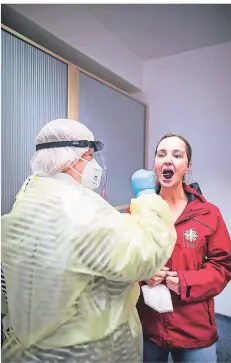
[157,154,165,158]
[174,154,182,158]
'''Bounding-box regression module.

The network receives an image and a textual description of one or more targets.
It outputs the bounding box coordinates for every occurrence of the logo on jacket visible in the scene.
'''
[183,228,198,248]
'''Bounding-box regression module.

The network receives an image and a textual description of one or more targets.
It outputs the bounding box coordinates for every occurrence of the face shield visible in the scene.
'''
[93,151,107,199]
[35,140,107,198]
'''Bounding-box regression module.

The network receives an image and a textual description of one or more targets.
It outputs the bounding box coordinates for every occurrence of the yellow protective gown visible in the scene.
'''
[1,173,176,362]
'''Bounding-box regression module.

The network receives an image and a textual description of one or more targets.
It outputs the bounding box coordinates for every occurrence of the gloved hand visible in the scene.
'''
[131,169,156,197]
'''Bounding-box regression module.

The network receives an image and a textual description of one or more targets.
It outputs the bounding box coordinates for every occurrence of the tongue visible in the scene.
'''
[163,171,174,179]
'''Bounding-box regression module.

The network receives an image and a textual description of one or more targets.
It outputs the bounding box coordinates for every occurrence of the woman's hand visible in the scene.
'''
[145,266,169,286]
[166,270,181,295]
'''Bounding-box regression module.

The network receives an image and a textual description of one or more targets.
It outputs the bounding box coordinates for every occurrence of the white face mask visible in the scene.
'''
[141,284,174,313]
[71,157,103,190]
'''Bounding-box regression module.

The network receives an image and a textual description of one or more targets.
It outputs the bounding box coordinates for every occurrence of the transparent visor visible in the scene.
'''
[93,151,107,199]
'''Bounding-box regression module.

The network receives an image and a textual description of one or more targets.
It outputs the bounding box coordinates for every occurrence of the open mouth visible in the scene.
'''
[163,169,174,180]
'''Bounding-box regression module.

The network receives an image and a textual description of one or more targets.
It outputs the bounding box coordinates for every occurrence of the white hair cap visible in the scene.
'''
[31,118,94,176]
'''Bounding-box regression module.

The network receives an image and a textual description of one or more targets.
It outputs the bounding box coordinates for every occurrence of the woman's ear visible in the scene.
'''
[183,162,192,183]
[187,162,192,173]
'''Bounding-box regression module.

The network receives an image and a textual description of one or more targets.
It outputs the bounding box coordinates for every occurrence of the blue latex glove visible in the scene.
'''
[131,169,156,197]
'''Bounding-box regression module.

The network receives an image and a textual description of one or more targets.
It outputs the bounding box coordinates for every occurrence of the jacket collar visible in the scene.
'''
[156,182,206,203]
[156,182,210,224]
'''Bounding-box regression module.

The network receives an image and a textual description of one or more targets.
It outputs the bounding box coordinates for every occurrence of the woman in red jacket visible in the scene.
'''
[137,133,231,363]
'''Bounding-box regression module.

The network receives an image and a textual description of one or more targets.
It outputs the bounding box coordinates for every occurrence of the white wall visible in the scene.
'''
[142,42,231,316]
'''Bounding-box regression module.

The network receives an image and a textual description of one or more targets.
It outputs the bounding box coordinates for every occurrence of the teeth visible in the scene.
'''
[163,170,173,174]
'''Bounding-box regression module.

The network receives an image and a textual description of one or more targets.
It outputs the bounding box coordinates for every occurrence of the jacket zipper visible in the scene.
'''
[175,210,211,226]
[207,301,214,325]
[208,311,213,325]
[191,217,215,232]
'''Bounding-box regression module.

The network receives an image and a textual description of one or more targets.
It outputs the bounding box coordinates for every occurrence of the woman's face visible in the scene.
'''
[154,136,190,188]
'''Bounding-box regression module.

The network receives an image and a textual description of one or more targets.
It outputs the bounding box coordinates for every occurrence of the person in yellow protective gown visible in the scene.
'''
[1,118,176,363]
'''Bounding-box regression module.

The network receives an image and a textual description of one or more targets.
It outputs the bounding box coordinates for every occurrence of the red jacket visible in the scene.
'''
[130,184,231,348]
